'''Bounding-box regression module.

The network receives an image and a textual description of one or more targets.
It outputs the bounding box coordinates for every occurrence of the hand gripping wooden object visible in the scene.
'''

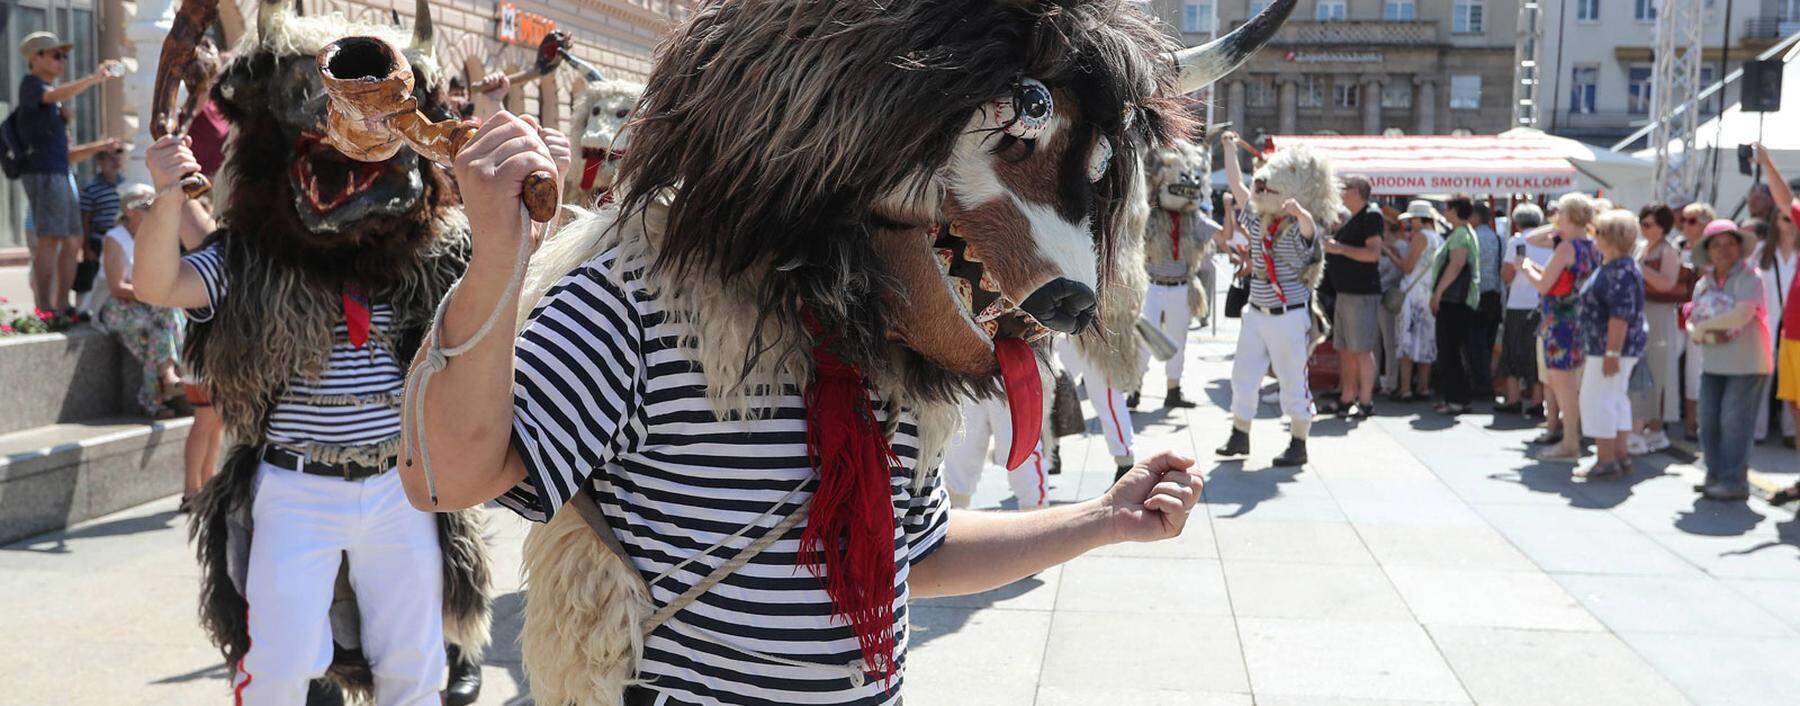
[317,36,558,222]
[151,0,225,198]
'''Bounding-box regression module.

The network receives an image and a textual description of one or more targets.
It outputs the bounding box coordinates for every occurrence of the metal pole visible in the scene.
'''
[1710,0,1737,204]
[1549,0,1571,132]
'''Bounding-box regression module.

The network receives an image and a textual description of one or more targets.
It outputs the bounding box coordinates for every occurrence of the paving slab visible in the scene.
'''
[1219,561,1413,622]
[1621,633,1800,706]
[1352,524,1537,572]
[1554,573,1798,637]
[1053,556,1231,615]
[905,606,1052,705]
[1038,612,1249,694]
[1235,618,1468,703]
[1211,519,1377,566]
[1384,566,1603,631]
[1425,625,1689,706]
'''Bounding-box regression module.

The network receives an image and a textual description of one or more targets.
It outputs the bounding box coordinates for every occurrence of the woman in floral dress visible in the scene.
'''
[1522,192,1603,462]
[94,184,186,417]
[1388,202,1443,401]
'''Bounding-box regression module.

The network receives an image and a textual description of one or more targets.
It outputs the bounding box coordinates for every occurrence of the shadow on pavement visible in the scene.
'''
[910,574,1049,651]
[1201,464,1304,519]
[3,509,181,554]
[1674,498,1767,538]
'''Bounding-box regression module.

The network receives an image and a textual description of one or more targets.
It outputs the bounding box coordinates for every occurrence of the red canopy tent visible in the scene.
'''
[1269,134,1581,196]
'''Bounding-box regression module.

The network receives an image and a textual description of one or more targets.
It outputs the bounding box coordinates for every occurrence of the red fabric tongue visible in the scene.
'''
[994,338,1043,469]
[579,156,602,191]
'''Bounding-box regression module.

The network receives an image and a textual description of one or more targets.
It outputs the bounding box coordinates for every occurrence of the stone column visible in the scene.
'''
[99,0,128,142]
[1361,75,1384,135]
[1227,80,1246,134]
[1415,78,1438,135]
[1278,78,1298,135]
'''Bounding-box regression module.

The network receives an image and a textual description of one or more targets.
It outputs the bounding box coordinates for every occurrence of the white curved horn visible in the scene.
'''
[1172,0,1296,95]
[411,0,435,57]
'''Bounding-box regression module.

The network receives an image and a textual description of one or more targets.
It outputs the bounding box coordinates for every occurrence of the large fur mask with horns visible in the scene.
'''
[566,73,643,205]
[1148,141,1209,213]
[208,0,456,279]
[1249,143,1340,228]
[590,0,1296,404]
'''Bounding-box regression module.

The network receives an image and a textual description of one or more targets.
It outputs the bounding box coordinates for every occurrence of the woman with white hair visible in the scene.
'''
[94,183,187,418]
[1521,192,1604,462]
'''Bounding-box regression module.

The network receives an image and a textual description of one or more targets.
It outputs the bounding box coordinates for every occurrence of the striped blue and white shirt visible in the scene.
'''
[501,246,951,706]
[1239,207,1317,310]
[182,245,405,449]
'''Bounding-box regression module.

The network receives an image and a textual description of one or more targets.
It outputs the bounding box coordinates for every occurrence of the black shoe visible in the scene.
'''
[305,680,345,706]
[1526,404,1546,419]
[445,643,482,706]
[1494,401,1523,415]
[1164,388,1199,409]
[1215,428,1250,457]
[1115,464,1133,482]
[1271,437,1308,467]
[1047,447,1062,476]
[1771,485,1800,506]
[1126,391,1141,410]
[1352,402,1375,419]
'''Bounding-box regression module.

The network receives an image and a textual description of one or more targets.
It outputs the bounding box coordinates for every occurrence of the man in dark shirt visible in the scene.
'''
[1323,175,1385,417]
[16,31,122,313]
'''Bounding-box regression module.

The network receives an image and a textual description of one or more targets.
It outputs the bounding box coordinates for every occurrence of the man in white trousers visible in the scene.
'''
[945,395,1051,510]
[1134,140,1218,410]
[1213,131,1332,467]
[1056,337,1137,481]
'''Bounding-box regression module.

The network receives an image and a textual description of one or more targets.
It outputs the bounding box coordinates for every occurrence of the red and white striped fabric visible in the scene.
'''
[1272,135,1580,196]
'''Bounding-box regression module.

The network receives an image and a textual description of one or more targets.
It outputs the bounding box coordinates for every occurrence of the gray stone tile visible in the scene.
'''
[1619,633,1800,706]
[1039,612,1248,693]
[917,565,1062,612]
[1555,574,1797,637]
[1205,492,1349,523]
[1721,578,1800,633]
[1426,625,1689,706]
[906,605,1052,705]
[1384,566,1602,631]
[1211,519,1376,566]
[1504,529,1701,576]
[1334,497,1489,527]
[1646,530,1800,580]
[1472,502,1640,536]
[6,633,230,706]
[1254,699,1467,706]
[1035,686,1252,705]
[1220,561,1413,622]
[1054,556,1231,615]
[1236,618,1467,702]
[1355,525,1537,571]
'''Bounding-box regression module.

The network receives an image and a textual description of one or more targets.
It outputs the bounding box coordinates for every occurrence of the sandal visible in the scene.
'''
[1528,430,1564,446]
[1537,446,1581,462]
[1432,403,1468,416]
[1771,485,1800,507]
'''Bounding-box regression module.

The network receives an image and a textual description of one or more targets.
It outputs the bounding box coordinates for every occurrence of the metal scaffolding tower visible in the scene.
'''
[1511,0,1545,128]
[1650,0,1707,203]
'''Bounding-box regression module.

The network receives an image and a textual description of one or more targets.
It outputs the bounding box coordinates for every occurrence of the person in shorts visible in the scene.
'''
[16,31,122,314]
[1498,204,1550,416]
[1323,174,1385,417]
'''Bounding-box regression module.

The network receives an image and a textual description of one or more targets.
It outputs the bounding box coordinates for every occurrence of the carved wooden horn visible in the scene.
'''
[1172,0,1296,95]
[255,0,288,41]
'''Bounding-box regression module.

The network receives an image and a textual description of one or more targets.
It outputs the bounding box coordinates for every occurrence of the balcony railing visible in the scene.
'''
[1227,19,1440,46]
[1743,17,1800,39]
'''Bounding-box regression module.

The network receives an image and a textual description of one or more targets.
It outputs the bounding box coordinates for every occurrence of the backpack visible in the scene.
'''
[0,108,31,179]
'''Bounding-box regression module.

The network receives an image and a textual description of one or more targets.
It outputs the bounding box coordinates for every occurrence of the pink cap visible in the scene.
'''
[1703,218,1742,240]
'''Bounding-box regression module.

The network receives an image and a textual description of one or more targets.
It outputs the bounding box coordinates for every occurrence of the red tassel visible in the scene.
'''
[801,337,900,684]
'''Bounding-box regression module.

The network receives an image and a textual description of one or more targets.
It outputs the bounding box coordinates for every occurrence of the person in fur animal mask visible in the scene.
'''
[563,65,641,207]
[399,1,1298,704]
[1213,131,1336,467]
[1134,139,1219,410]
[131,1,501,703]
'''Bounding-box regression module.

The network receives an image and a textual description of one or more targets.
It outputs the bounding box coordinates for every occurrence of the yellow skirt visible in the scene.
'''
[1779,341,1800,402]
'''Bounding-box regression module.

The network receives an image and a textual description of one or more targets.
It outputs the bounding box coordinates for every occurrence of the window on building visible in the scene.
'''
[1246,77,1276,107]
[1182,1,1216,33]
[1570,66,1599,114]
[1382,82,1413,108]
[1450,74,1482,109]
[1627,65,1653,114]
[1384,0,1416,20]
[1634,0,1657,20]
[1300,76,1324,108]
[1577,0,1600,21]
[1453,0,1485,34]
[1334,82,1359,108]
[1783,0,1800,22]
[1316,0,1346,21]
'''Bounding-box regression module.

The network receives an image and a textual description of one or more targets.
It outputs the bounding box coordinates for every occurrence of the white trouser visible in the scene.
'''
[1230,306,1314,430]
[1141,282,1193,385]
[1377,299,1399,392]
[1055,337,1134,461]
[1580,356,1638,438]
[236,462,445,706]
[1683,336,1702,402]
[944,397,1049,509]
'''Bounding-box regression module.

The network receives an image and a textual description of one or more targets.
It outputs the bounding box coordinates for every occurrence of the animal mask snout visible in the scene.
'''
[1019,277,1096,334]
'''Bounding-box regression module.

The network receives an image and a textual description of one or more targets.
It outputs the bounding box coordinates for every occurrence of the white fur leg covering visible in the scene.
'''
[520,507,653,706]
[1233,416,1252,433]
[1290,417,1312,441]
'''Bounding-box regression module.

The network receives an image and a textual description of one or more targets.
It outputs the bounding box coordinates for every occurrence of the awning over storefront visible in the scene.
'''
[1268,135,1585,196]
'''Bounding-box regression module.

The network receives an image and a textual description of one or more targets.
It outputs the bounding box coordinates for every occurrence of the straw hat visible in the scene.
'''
[1402,199,1445,230]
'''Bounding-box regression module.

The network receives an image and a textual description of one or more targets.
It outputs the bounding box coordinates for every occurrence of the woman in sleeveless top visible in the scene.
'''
[1388,205,1441,402]
[1521,193,1603,462]
[1632,203,1684,454]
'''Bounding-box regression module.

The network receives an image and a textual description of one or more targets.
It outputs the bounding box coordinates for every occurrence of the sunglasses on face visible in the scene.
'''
[39,51,66,61]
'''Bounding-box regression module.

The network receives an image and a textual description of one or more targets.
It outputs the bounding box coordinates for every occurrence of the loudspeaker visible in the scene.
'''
[1743,59,1784,113]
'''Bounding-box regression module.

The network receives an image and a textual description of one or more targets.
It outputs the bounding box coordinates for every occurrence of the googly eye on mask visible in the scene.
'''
[986,77,1053,139]
[1087,134,1113,183]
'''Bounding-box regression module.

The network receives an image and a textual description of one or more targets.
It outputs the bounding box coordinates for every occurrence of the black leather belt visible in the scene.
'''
[1251,302,1307,316]
[1150,276,1190,286]
[261,445,394,481]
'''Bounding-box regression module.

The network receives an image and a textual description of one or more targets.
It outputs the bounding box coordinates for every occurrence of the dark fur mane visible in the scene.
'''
[617,0,1190,388]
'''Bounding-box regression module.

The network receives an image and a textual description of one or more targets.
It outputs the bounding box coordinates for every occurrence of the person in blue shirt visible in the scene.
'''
[16,31,122,314]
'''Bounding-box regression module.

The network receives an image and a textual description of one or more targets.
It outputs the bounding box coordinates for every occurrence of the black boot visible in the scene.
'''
[1047,446,1063,475]
[1271,437,1308,467]
[1115,463,1134,482]
[1164,387,1198,409]
[1215,428,1250,457]
[305,680,344,706]
[444,643,482,706]
[1126,391,1141,409]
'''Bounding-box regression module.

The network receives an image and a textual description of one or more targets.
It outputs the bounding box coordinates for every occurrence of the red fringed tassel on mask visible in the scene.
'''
[800,337,900,685]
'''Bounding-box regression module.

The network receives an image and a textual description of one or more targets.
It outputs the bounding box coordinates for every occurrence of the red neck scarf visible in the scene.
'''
[1169,211,1183,260]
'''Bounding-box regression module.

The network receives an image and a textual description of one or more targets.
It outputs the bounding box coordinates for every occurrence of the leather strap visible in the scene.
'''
[261,445,390,480]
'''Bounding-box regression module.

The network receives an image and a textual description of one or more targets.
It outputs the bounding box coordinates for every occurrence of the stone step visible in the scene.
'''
[0,416,191,544]
[0,326,141,435]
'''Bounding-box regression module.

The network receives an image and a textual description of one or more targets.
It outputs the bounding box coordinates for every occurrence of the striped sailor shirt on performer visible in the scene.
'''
[1228,206,1318,437]
[500,246,950,706]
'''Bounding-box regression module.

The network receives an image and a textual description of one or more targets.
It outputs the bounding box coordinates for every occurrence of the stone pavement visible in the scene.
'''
[7,315,1800,705]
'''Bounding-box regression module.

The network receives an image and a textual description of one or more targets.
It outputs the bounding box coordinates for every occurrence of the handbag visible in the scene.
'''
[1381,287,1405,313]
[1224,278,1249,318]
[1645,243,1696,303]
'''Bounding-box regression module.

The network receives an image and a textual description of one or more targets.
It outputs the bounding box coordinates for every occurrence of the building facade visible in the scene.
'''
[2,0,684,251]
[1147,0,1518,139]
[1536,0,1783,145]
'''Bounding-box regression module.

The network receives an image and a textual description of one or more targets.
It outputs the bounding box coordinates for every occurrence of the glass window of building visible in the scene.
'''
[1333,82,1359,108]
[1635,0,1657,20]
[1450,75,1482,109]
[1183,1,1215,33]
[1569,66,1599,114]
[1577,0,1600,21]
[1316,0,1346,21]
[1384,1,1416,20]
[1627,65,1653,114]
[1248,77,1276,107]
[1300,76,1324,107]
[1382,82,1413,108]
[1453,0,1485,34]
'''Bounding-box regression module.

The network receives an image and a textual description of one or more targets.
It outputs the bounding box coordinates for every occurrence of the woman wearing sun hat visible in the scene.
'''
[1385,199,1443,402]
[1687,217,1772,501]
